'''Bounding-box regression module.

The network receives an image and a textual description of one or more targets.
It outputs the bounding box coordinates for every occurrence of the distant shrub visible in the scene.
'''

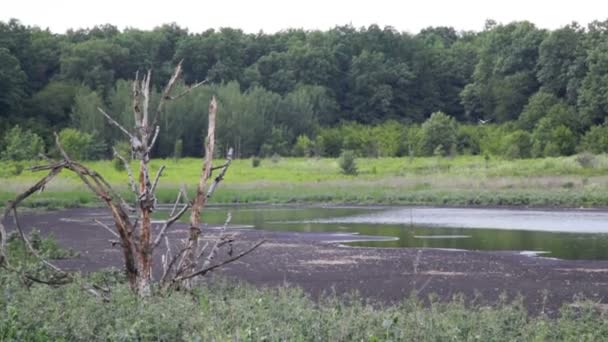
[576,152,596,168]
[417,112,458,156]
[532,119,577,157]
[578,124,608,154]
[503,130,533,159]
[1,125,45,161]
[433,144,446,157]
[312,135,325,158]
[271,153,281,163]
[457,125,482,155]
[252,156,261,168]
[292,135,313,157]
[112,141,131,171]
[173,138,183,161]
[57,128,106,160]
[339,150,358,175]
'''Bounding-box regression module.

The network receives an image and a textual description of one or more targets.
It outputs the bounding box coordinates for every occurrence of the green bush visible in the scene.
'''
[173,138,183,161]
[1,125,45,161]
[251,156,261,167]
[112,141,131,171]
[339,150,358,175]
[417,112,458,156]
[578,123,608,153]
[292,135,313,157]
[532,119,577,157]
[57,128,106,160]
[503,130,533,159]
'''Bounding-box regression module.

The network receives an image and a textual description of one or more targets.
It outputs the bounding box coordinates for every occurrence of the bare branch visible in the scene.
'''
[149,126,160,150]
[142,69,152,126]
[0,222,7,267]
[160,244,189,285]
[112,148,138,197]
[207,147,233,199]
[97,108,134,140]
[190,96,218,227]
[175,240,265,282]
[167,79,208,101]
[200,213,232,270]
[132,70,142,127]
[10,207,67,274]
[152,203,190,249]
[4,165,63,218]
[169,190,183,217]
[150,165,166,194]
[152,60,183,128]
[94,219,120,239]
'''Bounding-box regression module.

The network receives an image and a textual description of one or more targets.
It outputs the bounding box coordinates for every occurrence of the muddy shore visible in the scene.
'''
[5,207,608,316]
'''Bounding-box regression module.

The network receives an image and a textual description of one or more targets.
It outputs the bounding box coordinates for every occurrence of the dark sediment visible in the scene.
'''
[6,208,608,316]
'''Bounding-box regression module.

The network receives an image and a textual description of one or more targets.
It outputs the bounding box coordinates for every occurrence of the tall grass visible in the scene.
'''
[2,155,608,208]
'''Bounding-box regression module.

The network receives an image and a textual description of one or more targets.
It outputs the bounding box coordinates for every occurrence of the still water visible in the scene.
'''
[184,206,608,260]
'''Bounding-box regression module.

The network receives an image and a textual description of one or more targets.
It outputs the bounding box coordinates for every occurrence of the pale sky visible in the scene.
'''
[2,0,608,34]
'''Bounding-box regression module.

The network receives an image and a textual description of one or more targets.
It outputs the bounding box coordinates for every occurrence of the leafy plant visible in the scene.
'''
[339,150,358,175]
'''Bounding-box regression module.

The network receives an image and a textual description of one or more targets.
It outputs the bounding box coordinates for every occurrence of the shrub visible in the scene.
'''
[417,112,458,156]
[251,156,261,168]
[1,125,45,161]
[503,130,533,159]
[532,119,577,157]
[112,141,131,171]
[576,152,596,168]
[578,124,608,154]
[57,128,106,160]
[339,150,358,175]
[173,138,183,161]
[271,153,281,163]
[292,135,313,157]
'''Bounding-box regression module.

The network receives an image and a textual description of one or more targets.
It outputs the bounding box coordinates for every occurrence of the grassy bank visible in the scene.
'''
[2,155,608,208]
[1,235,607,341]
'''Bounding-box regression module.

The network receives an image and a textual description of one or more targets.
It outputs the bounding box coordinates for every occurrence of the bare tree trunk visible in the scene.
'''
[4,62,262,297]
[178,96,218,288]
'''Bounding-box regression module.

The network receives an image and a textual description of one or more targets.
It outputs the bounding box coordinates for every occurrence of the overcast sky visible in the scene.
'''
[2,0,608,34]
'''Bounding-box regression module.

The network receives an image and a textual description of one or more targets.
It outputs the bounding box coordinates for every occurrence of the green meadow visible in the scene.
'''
[2,154,608,208]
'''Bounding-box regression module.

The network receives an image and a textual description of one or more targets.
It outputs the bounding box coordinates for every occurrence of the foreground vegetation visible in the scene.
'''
[2,155,608,208]
[2,235,608,341]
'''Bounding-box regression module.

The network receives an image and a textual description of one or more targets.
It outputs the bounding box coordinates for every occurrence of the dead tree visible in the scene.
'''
[1,62,263,297]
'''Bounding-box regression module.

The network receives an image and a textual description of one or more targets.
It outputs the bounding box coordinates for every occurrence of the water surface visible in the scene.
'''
[188,206,608,260]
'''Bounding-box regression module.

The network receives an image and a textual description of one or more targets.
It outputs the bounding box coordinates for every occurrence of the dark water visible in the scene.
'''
[179,206,608,260]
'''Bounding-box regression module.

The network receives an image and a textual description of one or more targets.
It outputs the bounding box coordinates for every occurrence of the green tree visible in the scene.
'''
[1,125,44,161]
[579,123,608,153]
[417,111,458,156]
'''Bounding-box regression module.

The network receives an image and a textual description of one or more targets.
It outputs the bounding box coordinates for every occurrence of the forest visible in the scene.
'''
[2,18,608,160]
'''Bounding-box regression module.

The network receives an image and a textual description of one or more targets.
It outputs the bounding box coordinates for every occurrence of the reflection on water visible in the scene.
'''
[169,205,608,260]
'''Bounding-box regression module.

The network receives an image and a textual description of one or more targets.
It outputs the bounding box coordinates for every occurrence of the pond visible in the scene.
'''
[183,205,608,260]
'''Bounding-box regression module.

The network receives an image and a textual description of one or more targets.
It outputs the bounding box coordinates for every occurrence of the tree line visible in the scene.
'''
[2,18,608,160]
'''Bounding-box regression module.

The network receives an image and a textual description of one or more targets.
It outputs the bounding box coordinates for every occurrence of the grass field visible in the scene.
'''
[2,154,608,208]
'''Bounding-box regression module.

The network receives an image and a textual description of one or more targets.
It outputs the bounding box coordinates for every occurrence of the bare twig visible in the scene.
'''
[175,240,265,282]
[149,126,160,151]
[150,165,166,194]
[207,147,233,198]
[10,208,67,274]
[112,148,138,197]
[97,107,134,140]
[94,219,120,239]
[152,203,190,249]
[167,79,208,101]
[152,60,183,129]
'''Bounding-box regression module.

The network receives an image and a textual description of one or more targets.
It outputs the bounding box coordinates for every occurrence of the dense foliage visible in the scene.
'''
[3,18,608,159]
